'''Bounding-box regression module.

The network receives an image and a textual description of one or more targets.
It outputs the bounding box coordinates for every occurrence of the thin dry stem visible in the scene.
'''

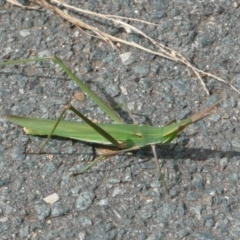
[6,0,240,95]
[7,0,40,9]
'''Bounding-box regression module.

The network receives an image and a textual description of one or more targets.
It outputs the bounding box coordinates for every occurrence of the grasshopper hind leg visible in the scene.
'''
[37,104,70,153]
[38,103,124,153]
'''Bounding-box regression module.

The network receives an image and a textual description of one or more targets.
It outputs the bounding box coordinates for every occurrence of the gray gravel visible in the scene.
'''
[1,0,240,239]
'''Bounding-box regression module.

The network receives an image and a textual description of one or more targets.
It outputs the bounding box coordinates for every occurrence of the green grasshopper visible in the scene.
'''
[1,56,222,183]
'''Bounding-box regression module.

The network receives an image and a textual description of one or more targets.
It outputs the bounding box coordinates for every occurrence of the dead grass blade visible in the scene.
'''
[6,0,240,95]
[7,0,40,9]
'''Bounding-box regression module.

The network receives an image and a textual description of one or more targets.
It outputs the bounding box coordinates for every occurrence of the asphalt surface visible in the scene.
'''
[0,0,240,239]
